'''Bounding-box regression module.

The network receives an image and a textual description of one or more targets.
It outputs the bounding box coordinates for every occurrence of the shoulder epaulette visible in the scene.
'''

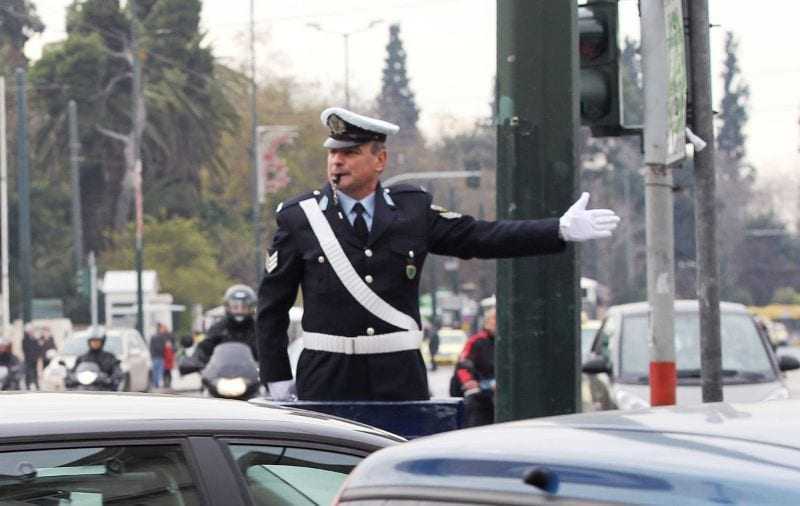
[385,183,428,195]
[275,190,322,213]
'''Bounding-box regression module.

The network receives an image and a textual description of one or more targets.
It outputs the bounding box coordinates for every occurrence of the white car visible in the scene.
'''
[42,328,152,392]
[583,300,800,410]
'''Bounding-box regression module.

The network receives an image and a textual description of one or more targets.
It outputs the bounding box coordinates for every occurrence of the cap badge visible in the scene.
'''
[329,114,347,135]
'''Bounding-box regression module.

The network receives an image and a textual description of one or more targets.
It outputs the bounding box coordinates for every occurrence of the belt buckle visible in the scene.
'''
[345,337,356,355]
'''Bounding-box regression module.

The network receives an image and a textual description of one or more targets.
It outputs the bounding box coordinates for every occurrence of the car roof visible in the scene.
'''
[0,392,404,449]
[344,400,800,502]
[607,299,749,315]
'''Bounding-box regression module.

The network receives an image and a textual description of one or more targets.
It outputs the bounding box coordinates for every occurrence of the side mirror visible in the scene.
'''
[778,354,800,372]
[582,355,612,375]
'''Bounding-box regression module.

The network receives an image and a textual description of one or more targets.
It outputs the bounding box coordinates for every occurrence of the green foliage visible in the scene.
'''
[100,217,233,309]
[717,31,750,166]
[0,0,44,69]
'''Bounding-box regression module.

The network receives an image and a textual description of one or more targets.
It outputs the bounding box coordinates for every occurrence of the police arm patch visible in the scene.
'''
[266,251,278,273]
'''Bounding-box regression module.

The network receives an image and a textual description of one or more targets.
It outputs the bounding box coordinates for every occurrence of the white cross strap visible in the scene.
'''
[299,197,420,331]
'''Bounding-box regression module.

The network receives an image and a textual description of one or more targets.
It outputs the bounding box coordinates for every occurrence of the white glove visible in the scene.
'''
[267,379,297,401]
[559,192,620,242]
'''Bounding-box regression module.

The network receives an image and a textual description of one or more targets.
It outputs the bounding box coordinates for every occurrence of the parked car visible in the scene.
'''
[582,300,800,411]
[337,399,800,505]
[0,392,402,505]
[42,327,152,392]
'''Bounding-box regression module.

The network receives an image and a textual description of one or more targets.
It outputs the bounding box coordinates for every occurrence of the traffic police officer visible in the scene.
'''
[257,107,620,401]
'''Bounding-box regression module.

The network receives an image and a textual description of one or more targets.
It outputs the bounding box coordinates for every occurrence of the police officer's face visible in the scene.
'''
[89,338,103,351]
[327,143,386,199]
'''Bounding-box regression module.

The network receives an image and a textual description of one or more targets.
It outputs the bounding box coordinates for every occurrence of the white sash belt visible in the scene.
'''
[303,330,424,355]
[299,197,420,332]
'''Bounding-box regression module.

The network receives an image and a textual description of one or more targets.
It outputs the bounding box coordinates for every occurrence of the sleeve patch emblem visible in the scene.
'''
[266,251,278,273]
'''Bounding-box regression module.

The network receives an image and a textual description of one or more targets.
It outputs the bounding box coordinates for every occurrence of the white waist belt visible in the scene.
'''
[303,330,424,355]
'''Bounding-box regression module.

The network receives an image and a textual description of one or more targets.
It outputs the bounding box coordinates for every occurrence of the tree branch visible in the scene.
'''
[96,125,131,145]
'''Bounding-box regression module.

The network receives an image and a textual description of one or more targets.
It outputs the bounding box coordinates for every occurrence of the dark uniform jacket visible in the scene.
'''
[74,349,123,388]
[196,317,258,365]
[257,182,565,401]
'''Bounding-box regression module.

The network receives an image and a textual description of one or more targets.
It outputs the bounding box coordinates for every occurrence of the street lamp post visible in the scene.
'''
[306,20,383,109]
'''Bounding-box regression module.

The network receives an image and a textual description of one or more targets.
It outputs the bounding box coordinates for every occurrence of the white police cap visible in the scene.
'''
[320,107,399,149]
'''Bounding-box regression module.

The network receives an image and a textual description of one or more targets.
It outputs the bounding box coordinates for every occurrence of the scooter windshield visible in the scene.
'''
[202,342,258,381]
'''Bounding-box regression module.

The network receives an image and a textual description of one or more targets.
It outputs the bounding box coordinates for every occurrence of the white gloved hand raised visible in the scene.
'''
[267,379,297,401]
[559,192,620,242]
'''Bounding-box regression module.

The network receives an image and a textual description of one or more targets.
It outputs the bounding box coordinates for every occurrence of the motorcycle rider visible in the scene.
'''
[68,326,123,390]
[195,285,258,365]
[0,337,22,390]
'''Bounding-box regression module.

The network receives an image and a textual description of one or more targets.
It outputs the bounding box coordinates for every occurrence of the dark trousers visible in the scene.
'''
[464,392,494,427]
[24,363,39,390]
[163,368,172,389]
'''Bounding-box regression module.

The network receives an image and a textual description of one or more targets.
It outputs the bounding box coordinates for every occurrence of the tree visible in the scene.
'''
[0,0,44,70]
[30,0,237,248]
[100,217,233,331]
[376,23,424,177]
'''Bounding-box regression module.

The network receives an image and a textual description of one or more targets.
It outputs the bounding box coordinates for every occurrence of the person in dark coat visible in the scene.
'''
[21,324,41,390]
[149,323,174,389]
[257,107,620,402]
[456,308,497,427]
[195,285,258,365]
[69,326,123,390]
[0,337,22,390]
[38,326,57,368]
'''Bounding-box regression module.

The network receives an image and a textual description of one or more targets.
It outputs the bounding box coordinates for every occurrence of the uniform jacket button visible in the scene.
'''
[366,327,375,336]
[318,256,325,263]
[364,249,373,258]
[365,275,374,284]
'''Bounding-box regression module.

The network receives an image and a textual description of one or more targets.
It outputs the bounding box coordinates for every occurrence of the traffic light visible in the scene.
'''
[464,159,480,189]
[579,0,621,137]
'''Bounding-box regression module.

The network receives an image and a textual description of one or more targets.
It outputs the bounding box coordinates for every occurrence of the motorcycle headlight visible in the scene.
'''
[77,370,99,385]
[216,377,248,397]
[763,387,790,402]
[614,389,651,410]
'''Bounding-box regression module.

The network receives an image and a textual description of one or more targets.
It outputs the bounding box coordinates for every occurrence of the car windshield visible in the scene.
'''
[63,333,124,356]
[619,312,776,381]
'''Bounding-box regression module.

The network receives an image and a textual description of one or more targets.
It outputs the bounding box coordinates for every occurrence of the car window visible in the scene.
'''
[619,312,776,379]
[227,444,361,506]
[0,444,201,505]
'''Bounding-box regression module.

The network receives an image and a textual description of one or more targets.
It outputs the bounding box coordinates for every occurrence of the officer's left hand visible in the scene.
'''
[559,192,620,242]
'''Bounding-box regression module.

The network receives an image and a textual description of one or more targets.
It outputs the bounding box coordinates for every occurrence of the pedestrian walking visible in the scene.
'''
[21,324,41,390]
[257,107,620,402]
[149,323,173,389]
[162,340,174,390]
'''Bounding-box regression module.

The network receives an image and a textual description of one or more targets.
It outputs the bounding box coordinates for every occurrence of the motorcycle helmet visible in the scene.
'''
[86,325,106,350]
[224,284,256,323]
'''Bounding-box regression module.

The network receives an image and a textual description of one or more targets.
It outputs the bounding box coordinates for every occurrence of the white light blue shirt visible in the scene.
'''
[337,191,376,231]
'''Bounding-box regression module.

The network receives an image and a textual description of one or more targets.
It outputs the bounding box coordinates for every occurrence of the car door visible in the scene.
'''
[0,437,244,505]
[216,438,373,506]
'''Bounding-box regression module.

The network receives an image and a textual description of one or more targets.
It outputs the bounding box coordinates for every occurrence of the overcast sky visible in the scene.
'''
[24,0,800,186]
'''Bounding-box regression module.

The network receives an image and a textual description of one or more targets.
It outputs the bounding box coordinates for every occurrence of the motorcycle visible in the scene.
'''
[0,365,21,391]
[64,361,117,391]
[179,342,260,400]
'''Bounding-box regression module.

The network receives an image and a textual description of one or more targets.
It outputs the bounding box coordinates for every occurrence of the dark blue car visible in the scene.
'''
[337,399,800,505]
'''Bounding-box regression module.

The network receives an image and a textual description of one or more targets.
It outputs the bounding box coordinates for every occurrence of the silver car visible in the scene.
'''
[583,300,800,410]
[42,328,152,392]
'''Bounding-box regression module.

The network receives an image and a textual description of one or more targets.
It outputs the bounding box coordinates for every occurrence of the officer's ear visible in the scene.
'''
[370,142,387,174]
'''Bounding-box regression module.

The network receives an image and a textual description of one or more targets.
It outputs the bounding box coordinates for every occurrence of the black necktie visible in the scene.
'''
[352,202,369,243]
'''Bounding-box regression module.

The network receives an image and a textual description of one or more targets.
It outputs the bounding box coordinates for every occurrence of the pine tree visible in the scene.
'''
[376,23,422,173]
[0,0,43,70]
[717,32,750,169]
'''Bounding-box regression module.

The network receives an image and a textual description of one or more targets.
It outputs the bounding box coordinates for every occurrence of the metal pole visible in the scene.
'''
[89,251,98,326]
[344,33,350,108]
[15,68,32,324]
[0,78,10,334]
[496,0,580,421]
[68,101,84,276]
[250,0,262,282]
[131,3,144,337]
[645,164,676,405]
[688,0,722,402]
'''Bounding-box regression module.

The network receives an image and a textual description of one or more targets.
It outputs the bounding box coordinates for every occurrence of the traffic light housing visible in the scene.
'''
[579,0,622,137]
